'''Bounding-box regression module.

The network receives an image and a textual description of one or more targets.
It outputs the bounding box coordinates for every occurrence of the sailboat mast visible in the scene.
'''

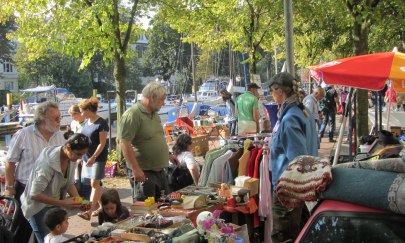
[191,42,197,102]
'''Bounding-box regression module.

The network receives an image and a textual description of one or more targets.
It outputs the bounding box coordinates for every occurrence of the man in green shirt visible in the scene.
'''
[236,83,260,134]
[119,82,169,200]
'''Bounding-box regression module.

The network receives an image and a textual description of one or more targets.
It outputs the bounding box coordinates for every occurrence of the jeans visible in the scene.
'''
[319,111,336,140]
[29,206,55,243]
[228,120,237,136]
[14,181,33,243]
[126,168,170,201]
[272,194,303,242]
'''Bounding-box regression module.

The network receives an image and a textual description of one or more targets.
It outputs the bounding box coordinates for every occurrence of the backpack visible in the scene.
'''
[167,156,194,192]
[320,87,337,113]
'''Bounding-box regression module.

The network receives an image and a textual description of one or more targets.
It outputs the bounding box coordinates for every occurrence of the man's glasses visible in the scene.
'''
[47,116,62,122]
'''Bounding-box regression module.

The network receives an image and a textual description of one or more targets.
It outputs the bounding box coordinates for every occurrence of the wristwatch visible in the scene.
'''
[5,185,14,190]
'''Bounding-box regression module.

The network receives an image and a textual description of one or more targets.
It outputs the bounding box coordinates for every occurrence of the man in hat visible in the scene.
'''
[236,83,260,134]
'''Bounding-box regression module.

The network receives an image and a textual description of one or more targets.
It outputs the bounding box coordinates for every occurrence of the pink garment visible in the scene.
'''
[385,87,397,102]
[259,148,273,243]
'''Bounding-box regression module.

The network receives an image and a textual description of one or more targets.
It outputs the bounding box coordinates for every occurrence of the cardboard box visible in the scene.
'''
[243,178,259,196]
[191,134,209,156]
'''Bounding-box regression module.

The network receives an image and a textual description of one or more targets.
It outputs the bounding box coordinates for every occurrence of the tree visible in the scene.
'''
[159,0,284,79]
[0,0,150,124]
[343,0,381,138]
[143,17,182,81]
[0,17,16,60]
[14,45,93,97]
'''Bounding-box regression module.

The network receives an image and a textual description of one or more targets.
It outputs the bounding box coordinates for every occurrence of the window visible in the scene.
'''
[300,212,405,243]
[5,82,14,91]
[2,59,13,73]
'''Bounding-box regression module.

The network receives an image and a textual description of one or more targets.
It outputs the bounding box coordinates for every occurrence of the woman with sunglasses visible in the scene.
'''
[78,97,109,220]
[20,133,90,243]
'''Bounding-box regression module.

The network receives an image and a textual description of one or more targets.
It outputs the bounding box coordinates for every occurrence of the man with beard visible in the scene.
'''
[119,82,170,200]
[4,101,65,242]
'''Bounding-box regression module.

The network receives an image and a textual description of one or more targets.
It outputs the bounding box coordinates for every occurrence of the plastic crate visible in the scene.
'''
[104,162,117,178]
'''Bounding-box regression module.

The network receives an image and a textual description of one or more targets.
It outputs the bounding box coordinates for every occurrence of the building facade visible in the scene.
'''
[0,58,18,92]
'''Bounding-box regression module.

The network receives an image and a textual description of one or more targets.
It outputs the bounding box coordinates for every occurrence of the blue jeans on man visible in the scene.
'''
[319,110,336,142]
[228,120,237,136]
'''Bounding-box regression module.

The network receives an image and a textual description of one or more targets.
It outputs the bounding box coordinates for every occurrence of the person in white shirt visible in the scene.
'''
[303,86,325,129]
[172,134,200,185]
[44,208,69,243]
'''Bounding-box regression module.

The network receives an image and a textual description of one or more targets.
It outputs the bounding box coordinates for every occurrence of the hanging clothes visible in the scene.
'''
[259,146,273,243]
[238,139,253,176]
[253,148,263,179]
[198,147,229,186]
[248,147,259,177]
[228,148,243,181]
[206,150,235,185]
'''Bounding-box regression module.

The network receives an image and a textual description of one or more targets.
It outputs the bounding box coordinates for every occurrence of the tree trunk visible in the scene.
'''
[249,46,257,76]
[353,20,369,139]
[113,52,126,126]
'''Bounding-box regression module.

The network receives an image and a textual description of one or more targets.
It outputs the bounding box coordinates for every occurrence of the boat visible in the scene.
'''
[131,93,184,115]
[18,85,116,127]
[188,79,229,105]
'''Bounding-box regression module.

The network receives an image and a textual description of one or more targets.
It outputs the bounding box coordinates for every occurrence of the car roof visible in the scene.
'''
[314,199,386,214]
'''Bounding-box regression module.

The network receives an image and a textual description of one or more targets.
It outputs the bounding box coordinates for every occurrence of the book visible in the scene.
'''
[130,202,158,213]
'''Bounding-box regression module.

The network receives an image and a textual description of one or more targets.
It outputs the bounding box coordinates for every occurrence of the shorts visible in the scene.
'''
[82,158,106,180]
[238,120,257,135]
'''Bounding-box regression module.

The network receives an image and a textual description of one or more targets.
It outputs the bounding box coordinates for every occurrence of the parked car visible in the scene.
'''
[296,200,405,242]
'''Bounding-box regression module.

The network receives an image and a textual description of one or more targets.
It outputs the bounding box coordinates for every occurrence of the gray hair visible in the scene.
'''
[142,82,166,99]
[34,101,59,125]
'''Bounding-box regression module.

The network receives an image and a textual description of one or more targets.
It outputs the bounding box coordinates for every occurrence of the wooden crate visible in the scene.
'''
[191,134,209,156]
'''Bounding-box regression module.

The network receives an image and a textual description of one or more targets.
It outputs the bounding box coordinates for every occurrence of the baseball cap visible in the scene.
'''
[247,83,261,89]
[269,72,295,88]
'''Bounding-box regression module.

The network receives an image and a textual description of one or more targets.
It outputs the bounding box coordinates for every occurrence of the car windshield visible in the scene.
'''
[300,212,405,243]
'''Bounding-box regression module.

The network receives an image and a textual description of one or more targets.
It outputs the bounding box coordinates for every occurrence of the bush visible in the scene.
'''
[107,149,119,162]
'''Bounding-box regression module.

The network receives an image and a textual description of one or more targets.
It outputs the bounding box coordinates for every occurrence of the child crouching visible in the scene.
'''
[98,189,130,225]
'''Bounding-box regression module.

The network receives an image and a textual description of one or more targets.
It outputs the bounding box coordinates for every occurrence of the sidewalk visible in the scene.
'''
[65,120,342,237]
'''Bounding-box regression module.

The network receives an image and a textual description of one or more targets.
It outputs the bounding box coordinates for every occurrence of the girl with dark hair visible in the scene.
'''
[21,133,90,243]
[98,189,130,225]
[170,134,200,189]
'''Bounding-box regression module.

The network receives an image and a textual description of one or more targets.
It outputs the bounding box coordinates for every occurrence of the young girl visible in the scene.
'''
[98,189,130,225]
[172,134,200,185]
[44,208,69,243]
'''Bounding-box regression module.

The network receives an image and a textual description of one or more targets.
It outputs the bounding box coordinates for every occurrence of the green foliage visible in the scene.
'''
[143,16,182,81]
[0,17,16,60]
[2,0,151,126]
[14,45,93,98]
[159,0,284,75]
[107,149,119,162]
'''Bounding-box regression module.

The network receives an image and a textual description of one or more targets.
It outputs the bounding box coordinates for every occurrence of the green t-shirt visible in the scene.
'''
[118,103,169,170]
[236,91,259,121]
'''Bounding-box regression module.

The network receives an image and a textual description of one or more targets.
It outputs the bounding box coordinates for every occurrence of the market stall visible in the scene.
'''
[309,51,405,165]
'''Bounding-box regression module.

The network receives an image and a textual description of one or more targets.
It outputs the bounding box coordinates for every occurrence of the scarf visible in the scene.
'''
[277,94,298,121]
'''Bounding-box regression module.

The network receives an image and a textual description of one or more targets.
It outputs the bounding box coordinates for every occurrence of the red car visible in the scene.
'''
[296,200,405,242]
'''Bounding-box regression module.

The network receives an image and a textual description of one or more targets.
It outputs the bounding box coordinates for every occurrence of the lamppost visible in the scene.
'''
[284,0,295,75]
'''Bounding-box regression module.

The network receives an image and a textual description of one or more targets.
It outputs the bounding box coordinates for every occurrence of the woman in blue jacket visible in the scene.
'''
[269,72,318,242]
